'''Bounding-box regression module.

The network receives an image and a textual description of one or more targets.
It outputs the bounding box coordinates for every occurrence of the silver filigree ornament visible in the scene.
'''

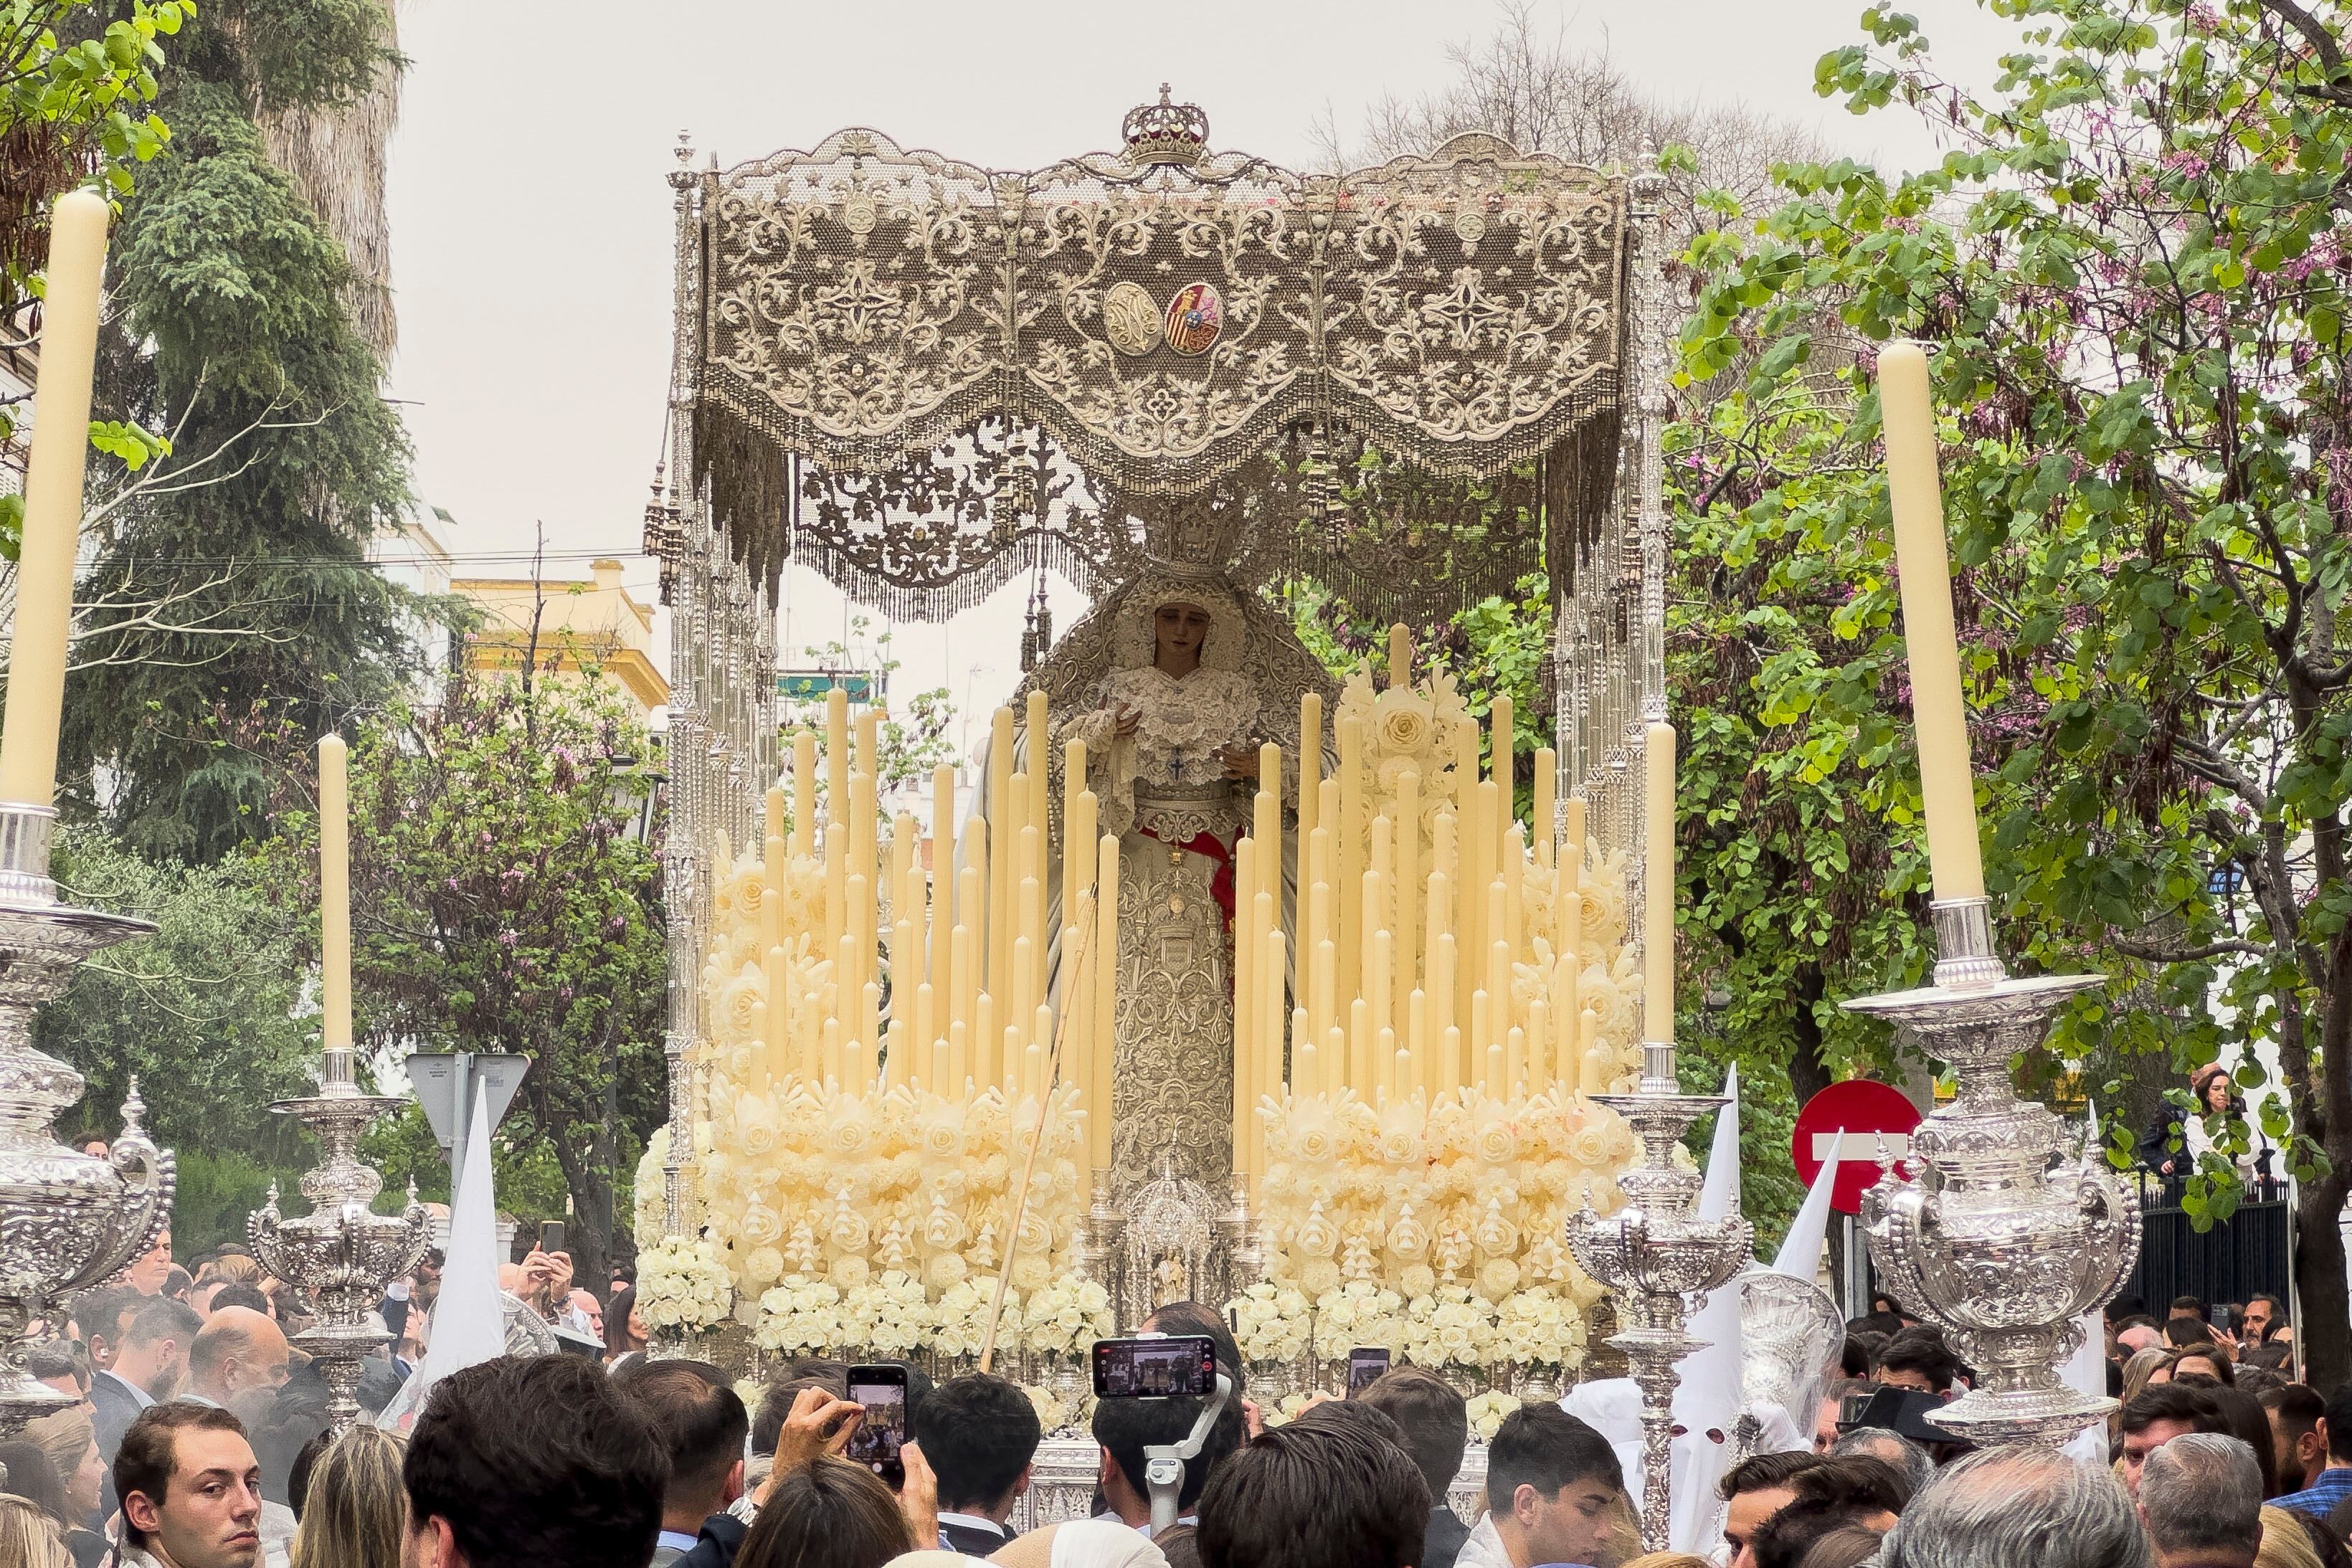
[0,803,174,1430]
[247,1042,430,1435]
[1567,1041,1753,1552]
[1844,897,2139,1448]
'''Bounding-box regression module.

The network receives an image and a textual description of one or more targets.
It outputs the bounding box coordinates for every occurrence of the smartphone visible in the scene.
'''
[1092,1334,1218,1399]
[845,1363,909,1488]
[536,1220,566,1257]
[1346,1346,1391,1395]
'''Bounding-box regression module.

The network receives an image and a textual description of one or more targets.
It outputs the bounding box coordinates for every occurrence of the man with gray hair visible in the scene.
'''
[2138,1433,2263,1568]
[1830,1427,1934,1501]
[1881,1448,2151,1568]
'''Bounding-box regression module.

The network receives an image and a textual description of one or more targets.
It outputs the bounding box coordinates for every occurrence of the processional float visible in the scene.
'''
[640,87,1694,1374]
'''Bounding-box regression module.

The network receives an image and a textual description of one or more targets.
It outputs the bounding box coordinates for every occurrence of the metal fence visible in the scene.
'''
[2123,1174,2292,1310]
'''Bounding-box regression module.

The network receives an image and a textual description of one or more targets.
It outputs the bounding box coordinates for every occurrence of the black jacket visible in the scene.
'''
[1423,1503,1471,1568]
[671,1512,748,1568]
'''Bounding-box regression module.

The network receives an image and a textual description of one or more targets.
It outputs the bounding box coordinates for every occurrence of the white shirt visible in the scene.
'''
[656,1527,702,1554]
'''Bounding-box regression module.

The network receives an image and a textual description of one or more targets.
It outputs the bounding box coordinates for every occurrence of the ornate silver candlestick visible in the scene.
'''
[249,1042,430,1435]
[0,803,174,1430]
[1568,1041,1752,1552]
[1843,897,2138,1448]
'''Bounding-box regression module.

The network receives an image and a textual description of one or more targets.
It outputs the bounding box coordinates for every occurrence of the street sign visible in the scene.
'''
[1793,1079,1923,1215]
[408,1052,529,1179]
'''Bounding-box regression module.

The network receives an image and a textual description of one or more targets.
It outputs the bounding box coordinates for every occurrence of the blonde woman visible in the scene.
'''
[290,1426,408,1568]
[0,1494,72,1568]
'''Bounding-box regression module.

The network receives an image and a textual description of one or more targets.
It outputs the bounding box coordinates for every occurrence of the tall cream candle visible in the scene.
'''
[318,735,353,1056]
[1395,771,1419,1032]
[1532,746,1555,870]
[0,191,108,807]
[1234,836,1256,1154]
[1388,623,1412,689]
[1644,721,1676,1043]
[1879,339,1987,902]
[1095,837,1118,1160]
[987,708,1016,1004]
[1337,715,1364,1009]
[792,731,817,857]
[931,763,956,976]
[1298,693,1322,839]
[825,690,850,830]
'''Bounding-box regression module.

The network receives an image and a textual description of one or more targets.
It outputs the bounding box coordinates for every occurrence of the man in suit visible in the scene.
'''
[93,1296,200,1463]
[913,1373,1042,1555]
[610,1359,749,1568]
[1357,1366,1473,1568]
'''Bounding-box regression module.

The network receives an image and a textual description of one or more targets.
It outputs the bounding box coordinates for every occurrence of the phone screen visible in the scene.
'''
[1092,1335,1218,1398]
[1346,1346,1391,1394]
[845,1369,907,1486]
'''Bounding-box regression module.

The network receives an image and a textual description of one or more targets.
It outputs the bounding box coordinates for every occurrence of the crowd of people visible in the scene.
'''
[0,1225,2341,1568]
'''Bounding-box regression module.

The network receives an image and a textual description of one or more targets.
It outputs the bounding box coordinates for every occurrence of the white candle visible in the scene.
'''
[1644,722,1675,1043]
[0,191,108,806]
[318,736,353,1065]
[1879,340,1987,901]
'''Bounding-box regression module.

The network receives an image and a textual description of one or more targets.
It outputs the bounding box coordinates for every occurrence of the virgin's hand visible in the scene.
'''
[1114,705,1141,737]
[1220,744,1261,779]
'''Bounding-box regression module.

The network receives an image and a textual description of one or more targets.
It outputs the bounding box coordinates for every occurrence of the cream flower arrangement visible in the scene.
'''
[1494,1286,1588,1371]
[930,1277,1023,1361]
[1023,1275,1115,1359]
[1311,1281,1408,1360]
[1225,1281,1314,1364]
[1466,1389,1521,1443]
[637,1235,734,1332]
[1402,1284,1499,1369]
[753,1274,843,1354]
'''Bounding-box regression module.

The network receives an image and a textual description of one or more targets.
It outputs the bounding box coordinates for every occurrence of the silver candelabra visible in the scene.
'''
[1568,1040,1753,1552]
[249,1041,430,1435]
[1843,896,2138,1448]
[0,803,175,1430]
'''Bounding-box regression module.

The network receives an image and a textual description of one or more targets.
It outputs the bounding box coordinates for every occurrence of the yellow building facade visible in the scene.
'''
[453,558,669,719]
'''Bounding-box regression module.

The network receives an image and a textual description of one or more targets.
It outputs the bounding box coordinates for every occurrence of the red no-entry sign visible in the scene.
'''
[1793,1080,1924,1215]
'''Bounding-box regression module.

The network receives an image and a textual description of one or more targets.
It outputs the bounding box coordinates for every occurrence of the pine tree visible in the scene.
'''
[63,0,421,860]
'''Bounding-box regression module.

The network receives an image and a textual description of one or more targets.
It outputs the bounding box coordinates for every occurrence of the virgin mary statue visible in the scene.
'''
[1013,562,1336,1199]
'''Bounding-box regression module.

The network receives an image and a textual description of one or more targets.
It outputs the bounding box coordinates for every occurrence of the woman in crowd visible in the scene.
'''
[604,1284,648,1367]
[21,1409,107,1568]
[2120,1346,2172,1407]
[0,1493,72,1568]
[736,1457,914,1568]
[290,1423,408,1568]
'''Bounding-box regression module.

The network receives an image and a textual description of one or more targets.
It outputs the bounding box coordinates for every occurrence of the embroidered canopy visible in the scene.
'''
[670,98,1642,632]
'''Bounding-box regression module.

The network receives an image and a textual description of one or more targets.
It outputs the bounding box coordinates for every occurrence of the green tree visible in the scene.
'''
[0,0,189,307]
[1686,0,2352,1379]
[34,825,318,1248]
[60,0,423,862]
[299,668,667,1290]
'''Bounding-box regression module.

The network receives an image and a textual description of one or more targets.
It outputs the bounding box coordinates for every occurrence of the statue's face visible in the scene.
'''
[1154,602,1211,661]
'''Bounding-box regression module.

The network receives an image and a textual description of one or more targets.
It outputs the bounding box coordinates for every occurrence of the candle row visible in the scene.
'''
[736,688,1117,1171]
[1230,630,1628,1176]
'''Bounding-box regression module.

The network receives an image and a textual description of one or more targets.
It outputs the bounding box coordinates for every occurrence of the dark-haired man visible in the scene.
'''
[2242,1293,2285,1345]
[1872,1330,1958,1397]
[404,1355,668,1568]
[114,1402,263,1568]
[914,1372,1043,1554]
[1469,1404,1626,1568]
[612,1359,751,1567]
[2119,1382,2229,1496]
[2259,1383,2327,1494]
[1717,1452,1826,1568]
[1357,1366,1472,1568]
[94,1296,201,1464]
[1091,1383,1244,1531]
[2274,1380,2352,1519]
[1197,1420,1428,1568]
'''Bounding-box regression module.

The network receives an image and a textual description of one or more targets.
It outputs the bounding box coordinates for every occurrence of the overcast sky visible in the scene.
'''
[381,0,2024,746]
